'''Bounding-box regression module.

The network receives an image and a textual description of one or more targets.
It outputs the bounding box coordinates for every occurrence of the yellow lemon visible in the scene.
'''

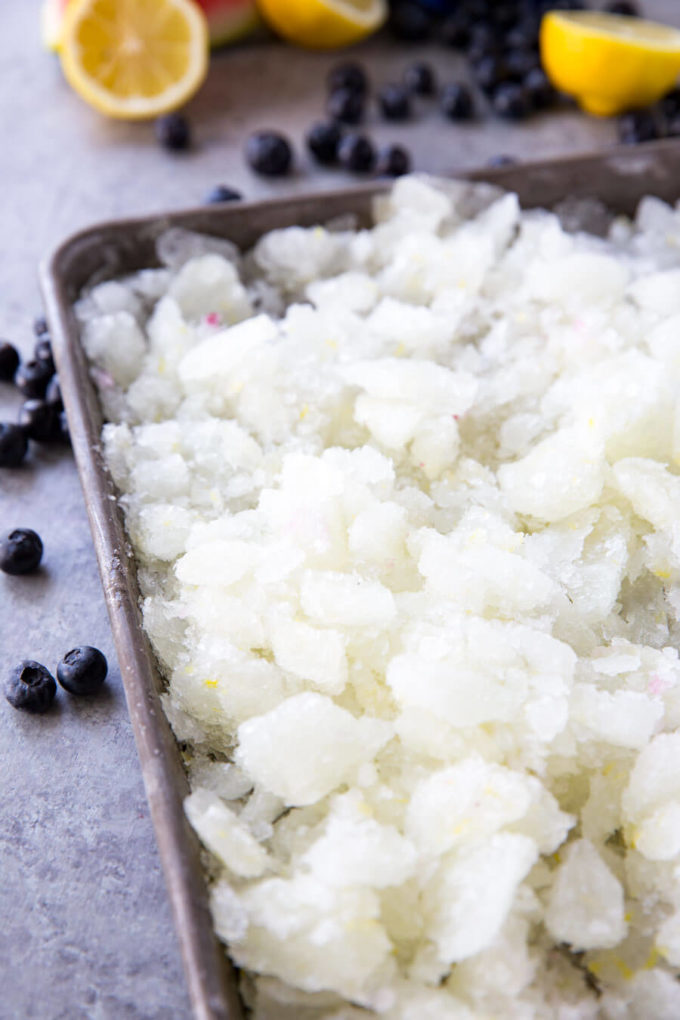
[59,0,209,120]
[540,11,680,116]
[256,0,386,50]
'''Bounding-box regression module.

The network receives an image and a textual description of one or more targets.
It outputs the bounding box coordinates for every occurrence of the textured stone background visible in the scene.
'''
[1,1,679,1017]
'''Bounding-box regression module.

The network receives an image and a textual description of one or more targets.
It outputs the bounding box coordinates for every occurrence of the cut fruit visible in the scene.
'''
[540,11,680,116]
[200,0,260,47]
[256,0,386,50]
[59,0,209,120]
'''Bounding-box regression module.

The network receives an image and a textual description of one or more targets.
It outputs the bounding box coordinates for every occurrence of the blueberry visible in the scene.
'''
[661,88,680,119]
[245,131,293,176]
[33,316,49,338]
[389,2,432,41]
[57,646,108,696]
[306,121,343,165]
[487,154,517,167]
[46,376,63,411]
[18,399,58,443]
[34,337,55,375]
[667,114,680,137]
[441,14,470,49]
[327,87,364,124]
[155,113,191,151]
[204,185,242,204]
[327,62,368,96]
[375,144,412,177]
[379,84,411,121]
[15,359,53,399]
[0,528,43,574]
[473,55,508,95]
[403,62,436,96]
[0,341,20,382]
[506,22,539,52]
[5,661,56,713]
[0,423,28,467]
[492,81,531,119]
[524,67,556,109]
[618,110,659,144]
[606,1,638,13]
[505,48,539,81]
[441,82,475,120]
[337,133,376,173]
[57,410,70,446]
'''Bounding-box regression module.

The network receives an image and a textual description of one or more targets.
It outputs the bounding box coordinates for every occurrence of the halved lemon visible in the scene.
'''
[256,0,386,50]
[540,11,680,117]
[59,0,209,120]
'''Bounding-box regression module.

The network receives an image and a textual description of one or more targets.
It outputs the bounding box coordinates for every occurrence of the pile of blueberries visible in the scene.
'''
[0,320,68,467]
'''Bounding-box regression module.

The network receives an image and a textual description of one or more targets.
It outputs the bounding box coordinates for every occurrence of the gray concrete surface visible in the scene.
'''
[1,1,679,1017]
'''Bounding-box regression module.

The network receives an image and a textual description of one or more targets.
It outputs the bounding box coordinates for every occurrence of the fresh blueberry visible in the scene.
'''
[204,185,242,204]
[403,62,436,96]
[0,342,20,382]
[245,131,293,176]
[15,359,53,399]
[524,67,556,109]
[505,48,539,81]
[506,22,539,52]
[606,1,638,13]
[618,110,659,144]
[57,646,108,696]
[389,2,432,41]
[487,154,517,167]
[468,20,499,55]
[666,114,680,137]
[441,82,475,120]
[34,338,55,375]
[327,87,364,124]
[0,528,43,574]
[57,410,70,446]
[379,84,411,121]
[18,399,59,443]
[33,316,49,338]
[337,133,376,173]
[0,423,29,467]
[327,62,368,96]
[306,121,343,165]
[5,661,56,713]
[473,55,508,95]
[45,376,63,411]
[492,81,531,119]
[155,113,191,151]
[375,144,412,177]
[441,13,470,49]
[661,88,680,119]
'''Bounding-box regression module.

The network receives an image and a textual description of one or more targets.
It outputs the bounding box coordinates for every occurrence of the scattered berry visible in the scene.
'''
[524,67,555,109]
[0,423,29,467]
[606,1,638,13]
[375,144,411,177]
[5,661,56,713]
[327,87,364,125]
[0,342,20,382]
[327,62,368,97]
[487,154,517,167]
[245,131,293,176]
[474,55,508,96]
[155,113,191,151]
[204,185,242,204]
[441,82,474,121]
[33,316,49,338]
[18,399,58,443]
[403,62,436,96]
[0,528,43,575]
[492,82,531,120]
[34,338,55,375]
[389,2,432,42]
[618,110,659,144]
[57,410,70,445]
[441,14,470,50]
[45,376,63,410]
[505,48,539,81]
[660,88,680,119]
[15,359,53,399]
[337,132,376,173]
[306,121,342,165]
[378,83,411,121]
[57,646,108,696]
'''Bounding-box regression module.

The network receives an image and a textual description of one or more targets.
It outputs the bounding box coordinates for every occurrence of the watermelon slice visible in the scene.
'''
[41,0,259,51]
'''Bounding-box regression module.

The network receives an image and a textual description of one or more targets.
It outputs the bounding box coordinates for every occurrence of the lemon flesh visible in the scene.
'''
[540,11,680,116]
[257,0,386,50]
[60,0,209,120]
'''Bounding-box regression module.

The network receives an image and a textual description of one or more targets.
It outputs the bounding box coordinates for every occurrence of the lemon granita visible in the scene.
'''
[78,177,680,1019]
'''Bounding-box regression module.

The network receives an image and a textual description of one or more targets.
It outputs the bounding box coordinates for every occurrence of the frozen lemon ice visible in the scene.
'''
[79,177,680,1018]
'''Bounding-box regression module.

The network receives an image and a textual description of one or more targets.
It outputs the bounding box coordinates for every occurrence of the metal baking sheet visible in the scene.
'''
[39,139,680,1020]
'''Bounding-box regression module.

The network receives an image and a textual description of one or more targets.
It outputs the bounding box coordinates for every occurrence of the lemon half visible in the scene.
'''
[256,0,386,50]
[60,0,209,120]
[540,11,680,116]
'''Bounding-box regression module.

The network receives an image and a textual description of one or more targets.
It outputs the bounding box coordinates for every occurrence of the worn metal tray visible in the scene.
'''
[39,140,680,1020]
